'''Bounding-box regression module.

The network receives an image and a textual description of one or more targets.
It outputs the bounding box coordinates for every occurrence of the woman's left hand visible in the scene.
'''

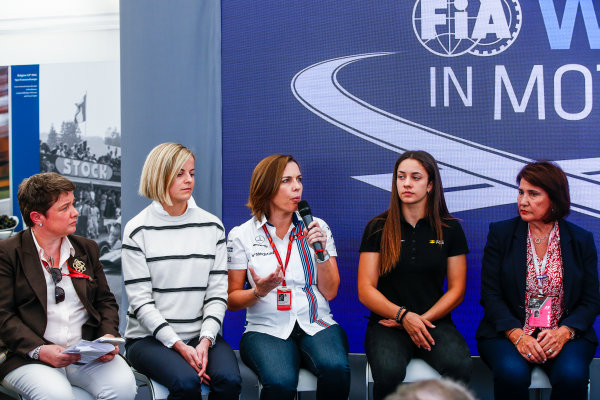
[402,312,436,351]
[97,334,118,362]
[303,221,326,251]
[537,327,570,359]
[195,338,212,385]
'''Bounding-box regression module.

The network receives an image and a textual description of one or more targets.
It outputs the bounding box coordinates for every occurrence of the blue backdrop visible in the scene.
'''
[221,0,600,355]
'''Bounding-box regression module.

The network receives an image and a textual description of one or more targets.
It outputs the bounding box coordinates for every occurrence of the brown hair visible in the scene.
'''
[247,155,300,221]
[516,161,570,222]
[18,172,76,227]
[379,151,454,275]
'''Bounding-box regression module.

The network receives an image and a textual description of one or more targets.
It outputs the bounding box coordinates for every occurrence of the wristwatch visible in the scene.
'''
[315,250,330,263]
[31,345,42,360]
[200,335,216,348]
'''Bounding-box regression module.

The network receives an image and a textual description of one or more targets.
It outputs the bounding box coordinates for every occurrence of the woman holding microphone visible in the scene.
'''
[227,154,350,400]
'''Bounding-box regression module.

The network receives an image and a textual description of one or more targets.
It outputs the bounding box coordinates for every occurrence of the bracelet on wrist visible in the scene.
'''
[253,288,264,299]
[398,309,409,324]
[395,306,405,323]
[563,325,576,340]
[514,333,525,347]
[506,328,517,339]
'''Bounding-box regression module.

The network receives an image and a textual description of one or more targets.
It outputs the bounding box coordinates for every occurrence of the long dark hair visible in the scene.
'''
[379,151,454,274]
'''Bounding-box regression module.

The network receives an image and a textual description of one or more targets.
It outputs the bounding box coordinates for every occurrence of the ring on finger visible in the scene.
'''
[547,349,553,354]
[527,353,532,358]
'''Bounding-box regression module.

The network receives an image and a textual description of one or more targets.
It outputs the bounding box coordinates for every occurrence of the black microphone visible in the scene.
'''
[297,200,325,261]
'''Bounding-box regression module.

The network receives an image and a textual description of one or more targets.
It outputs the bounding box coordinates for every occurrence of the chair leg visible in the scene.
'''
[534,388,543,400]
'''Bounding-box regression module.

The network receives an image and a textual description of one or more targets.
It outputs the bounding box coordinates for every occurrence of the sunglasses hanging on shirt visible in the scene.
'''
[43,256,65,304]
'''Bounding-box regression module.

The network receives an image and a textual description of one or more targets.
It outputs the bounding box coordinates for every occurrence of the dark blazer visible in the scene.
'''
[476,217,600,344]
[0,229,120,379]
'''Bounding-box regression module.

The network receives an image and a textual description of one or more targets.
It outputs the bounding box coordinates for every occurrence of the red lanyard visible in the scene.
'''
[262,224,299,286]
[42,259,92,281]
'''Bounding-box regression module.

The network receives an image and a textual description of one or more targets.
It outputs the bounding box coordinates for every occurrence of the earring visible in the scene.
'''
[39,223,42,227]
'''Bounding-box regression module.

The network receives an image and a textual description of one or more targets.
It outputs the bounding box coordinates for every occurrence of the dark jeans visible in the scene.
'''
[240,324,351,400]
[126,335,241,400]
[365,320,472,400]
[478,336,596,400]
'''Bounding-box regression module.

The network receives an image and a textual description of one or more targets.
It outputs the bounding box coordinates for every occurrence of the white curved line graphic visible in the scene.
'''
[291,53,600,218]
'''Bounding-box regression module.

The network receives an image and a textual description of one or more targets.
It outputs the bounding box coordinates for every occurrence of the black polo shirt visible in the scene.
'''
[359,215,469,323]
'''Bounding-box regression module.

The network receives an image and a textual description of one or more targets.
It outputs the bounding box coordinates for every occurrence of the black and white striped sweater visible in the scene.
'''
[122,202,227,347]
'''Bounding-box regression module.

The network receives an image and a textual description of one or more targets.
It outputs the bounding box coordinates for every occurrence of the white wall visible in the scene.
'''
[0,0,120,215]
[0,0,119,65]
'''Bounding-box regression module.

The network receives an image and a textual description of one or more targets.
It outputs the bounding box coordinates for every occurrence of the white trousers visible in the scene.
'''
[1,355,137,400]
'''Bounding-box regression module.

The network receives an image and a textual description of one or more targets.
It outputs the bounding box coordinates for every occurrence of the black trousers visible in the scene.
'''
[126,335,241,400]
[365,320,472,400]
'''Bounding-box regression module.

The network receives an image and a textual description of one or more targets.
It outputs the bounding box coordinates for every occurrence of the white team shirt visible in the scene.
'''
[227,212,338,339]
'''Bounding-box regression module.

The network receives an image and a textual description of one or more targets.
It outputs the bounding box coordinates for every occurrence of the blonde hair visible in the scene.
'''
[139,143,194,205]
[387,379,475,400]
[247,155,299,221]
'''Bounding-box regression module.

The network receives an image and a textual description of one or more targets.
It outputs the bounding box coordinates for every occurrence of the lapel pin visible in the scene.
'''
[72,258,86,273]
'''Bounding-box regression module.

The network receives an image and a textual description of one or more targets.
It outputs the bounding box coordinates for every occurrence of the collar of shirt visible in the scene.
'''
[30,229,75,269]
[151,197,198,216]
[252,212,302,232]
[400,217,429,229]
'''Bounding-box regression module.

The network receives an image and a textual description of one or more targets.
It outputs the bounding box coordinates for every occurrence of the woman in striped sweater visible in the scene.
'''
[123,143,241,400]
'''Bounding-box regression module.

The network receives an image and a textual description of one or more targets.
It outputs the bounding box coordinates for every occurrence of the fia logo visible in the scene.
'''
[412,0,522,57]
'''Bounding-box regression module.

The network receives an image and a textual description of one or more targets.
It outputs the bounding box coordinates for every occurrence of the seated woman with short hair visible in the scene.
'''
[0,172,137,400]
[123,143,241,400]
[477,161,600,400]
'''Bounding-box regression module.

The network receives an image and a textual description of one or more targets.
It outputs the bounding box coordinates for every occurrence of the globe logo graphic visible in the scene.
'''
[412,0,522,57]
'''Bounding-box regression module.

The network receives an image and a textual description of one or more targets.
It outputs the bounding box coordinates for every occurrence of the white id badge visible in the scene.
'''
[277,286,292,311]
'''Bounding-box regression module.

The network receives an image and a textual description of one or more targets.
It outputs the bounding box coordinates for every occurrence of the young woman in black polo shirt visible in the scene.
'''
[358,150,472,400]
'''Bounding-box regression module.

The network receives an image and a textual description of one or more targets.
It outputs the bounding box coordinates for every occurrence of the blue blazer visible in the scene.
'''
[476,217,600,344]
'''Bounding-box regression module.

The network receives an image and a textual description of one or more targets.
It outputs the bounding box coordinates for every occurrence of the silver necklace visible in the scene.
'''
[531,225,553,244]
[532,232,549,244]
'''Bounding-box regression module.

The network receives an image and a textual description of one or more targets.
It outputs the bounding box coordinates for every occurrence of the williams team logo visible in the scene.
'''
[412,0,522,57]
